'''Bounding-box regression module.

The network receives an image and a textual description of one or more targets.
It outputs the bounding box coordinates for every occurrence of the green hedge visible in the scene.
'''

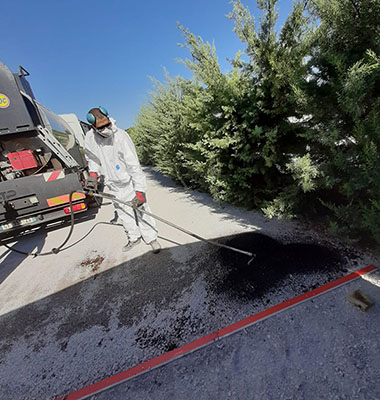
[131,0,380,245]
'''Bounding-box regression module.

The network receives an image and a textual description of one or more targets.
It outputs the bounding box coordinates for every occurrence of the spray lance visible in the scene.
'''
[88,190,255,265]
[1,189,255,265]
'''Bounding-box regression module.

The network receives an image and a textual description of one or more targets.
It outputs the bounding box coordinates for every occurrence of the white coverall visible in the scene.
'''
[84,119,157,244]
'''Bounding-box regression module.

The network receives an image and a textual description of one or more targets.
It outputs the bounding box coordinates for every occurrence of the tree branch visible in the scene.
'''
[348,0,360,18]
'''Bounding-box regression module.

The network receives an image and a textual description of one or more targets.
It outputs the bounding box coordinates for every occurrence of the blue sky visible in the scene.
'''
[2,0,294,129]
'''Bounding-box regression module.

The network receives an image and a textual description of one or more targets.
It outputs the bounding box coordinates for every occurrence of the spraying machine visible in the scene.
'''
[0,61,93,238]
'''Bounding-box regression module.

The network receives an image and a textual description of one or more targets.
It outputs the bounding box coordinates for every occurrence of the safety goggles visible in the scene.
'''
[96,121,112,131]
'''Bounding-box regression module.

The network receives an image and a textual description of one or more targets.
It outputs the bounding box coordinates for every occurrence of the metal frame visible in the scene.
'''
[36,125,79,168]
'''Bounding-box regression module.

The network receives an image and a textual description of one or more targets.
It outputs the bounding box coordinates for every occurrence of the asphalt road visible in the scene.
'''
[0,168,379,400]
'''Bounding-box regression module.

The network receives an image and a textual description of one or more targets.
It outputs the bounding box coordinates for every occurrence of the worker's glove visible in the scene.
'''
[84,172,99,191]
[131,191,146,208]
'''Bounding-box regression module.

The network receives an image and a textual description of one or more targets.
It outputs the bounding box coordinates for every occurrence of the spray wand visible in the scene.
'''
[91,191,256,265]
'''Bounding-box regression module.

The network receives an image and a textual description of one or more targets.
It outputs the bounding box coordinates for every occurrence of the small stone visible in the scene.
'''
[348,290,374,312]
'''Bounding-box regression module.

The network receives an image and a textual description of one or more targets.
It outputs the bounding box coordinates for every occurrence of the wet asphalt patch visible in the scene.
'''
[133,232,359,356]
[213,231,356,301]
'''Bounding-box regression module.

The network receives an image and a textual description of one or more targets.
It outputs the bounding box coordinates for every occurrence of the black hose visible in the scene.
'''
[31,153,52,176]
[1,190,78,257]
[57,221,120,251]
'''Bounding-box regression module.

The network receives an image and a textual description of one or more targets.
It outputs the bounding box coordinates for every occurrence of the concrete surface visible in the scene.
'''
[0,168,379,400]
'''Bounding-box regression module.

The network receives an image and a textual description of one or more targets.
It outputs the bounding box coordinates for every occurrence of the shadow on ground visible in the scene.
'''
[144,168,266,229]
[0,208,100,284]
[144,168,314,238]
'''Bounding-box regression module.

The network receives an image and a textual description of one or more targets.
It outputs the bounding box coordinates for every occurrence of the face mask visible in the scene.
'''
[96,127,114,138]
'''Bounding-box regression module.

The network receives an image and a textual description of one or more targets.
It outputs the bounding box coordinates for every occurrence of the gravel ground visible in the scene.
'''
[92,276,380,400]
[0,168,379,400]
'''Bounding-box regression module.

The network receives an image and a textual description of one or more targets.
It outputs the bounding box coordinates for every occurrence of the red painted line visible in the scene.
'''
[48,170,62,181]
[58,265,376,400]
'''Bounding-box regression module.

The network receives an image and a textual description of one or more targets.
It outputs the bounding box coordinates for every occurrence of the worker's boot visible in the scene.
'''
[122,238,141,252]
[149,239,161,254]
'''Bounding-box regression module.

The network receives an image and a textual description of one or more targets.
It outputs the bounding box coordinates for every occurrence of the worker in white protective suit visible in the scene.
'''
[84,106,161,253]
